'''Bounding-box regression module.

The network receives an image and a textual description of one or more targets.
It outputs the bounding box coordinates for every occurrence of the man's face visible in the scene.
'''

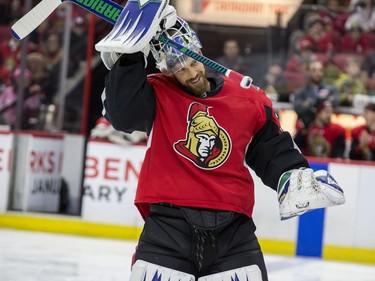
[317,106,333,126]
[223,40,240,59]
[173,57,210,97]
[309,61,324,84]
[308,22,324,40]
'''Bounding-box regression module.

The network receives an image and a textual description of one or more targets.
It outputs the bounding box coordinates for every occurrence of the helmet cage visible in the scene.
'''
[150,17,202,75]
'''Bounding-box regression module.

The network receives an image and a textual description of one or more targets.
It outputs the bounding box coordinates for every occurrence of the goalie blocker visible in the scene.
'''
[277,168,345,220]
[95,0,173,54]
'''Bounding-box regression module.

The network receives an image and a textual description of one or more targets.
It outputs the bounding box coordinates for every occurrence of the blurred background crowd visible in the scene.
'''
[1,0,375,161]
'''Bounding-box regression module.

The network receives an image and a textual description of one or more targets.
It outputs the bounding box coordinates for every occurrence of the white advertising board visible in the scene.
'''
[175,0,302,28]
[252,169,298,242]
[0,132,13,213]
[25,135,64,212]
[60,134,86,215]
[325,162,375,249]
[82,141,146,226]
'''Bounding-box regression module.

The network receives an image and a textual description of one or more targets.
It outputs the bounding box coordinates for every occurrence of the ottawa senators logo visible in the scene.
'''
[174,102,231,169]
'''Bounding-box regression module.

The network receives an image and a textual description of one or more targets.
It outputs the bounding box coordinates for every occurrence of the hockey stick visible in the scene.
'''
[11,0,123,40]
[11,0,253,88]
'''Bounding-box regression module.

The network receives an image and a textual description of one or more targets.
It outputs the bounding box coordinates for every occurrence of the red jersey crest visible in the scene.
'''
[174,102,231,169]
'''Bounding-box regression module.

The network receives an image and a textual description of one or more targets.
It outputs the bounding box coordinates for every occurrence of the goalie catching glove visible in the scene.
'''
[277,168,345,220]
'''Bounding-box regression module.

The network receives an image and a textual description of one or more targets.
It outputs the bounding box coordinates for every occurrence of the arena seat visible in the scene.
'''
[332,53,364,71]
[282,70,307,92]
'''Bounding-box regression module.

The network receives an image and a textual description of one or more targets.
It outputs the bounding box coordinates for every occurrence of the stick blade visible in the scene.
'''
[95,0,168,53]
[11,0,63,40]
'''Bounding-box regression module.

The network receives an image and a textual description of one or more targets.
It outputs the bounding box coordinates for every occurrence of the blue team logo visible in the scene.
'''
[174,102,231,169]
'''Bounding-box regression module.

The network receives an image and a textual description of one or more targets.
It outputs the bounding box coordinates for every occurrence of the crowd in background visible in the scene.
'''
[0,0,374,161]
[0,0,91,131]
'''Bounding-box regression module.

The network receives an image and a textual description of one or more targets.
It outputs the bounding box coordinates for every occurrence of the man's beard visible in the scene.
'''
[177,71,210,97]
[311,76,323,85]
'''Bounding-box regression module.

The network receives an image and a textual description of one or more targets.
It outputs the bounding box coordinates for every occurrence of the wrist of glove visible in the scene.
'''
[101,45,150,70]
[100,51,121,70]
[277,168,345,220]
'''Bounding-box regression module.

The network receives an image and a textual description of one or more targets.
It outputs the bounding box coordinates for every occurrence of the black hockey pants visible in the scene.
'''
[134,203,268,280]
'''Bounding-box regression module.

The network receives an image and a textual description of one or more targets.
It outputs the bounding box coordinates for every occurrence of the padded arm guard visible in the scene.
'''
[277,168,345,220]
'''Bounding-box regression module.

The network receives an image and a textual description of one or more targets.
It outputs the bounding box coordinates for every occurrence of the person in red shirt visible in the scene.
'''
[303,100,346,158]
[285,38,327,74]
[299,15,335,54]
[98,6,345,281]
[340,24,370,55]
[350,102,375,160]
[318,0,350,36]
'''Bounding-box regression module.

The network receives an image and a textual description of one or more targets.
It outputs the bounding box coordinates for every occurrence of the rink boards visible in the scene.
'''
[0,132,374,264]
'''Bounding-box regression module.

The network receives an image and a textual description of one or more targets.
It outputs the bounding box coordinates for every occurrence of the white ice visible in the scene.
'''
[0,229,374,281]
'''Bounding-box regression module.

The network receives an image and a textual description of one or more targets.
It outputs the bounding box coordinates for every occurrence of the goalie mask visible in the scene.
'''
[150,17,202,75]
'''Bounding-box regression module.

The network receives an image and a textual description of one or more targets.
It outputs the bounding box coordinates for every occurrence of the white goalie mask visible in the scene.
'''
[150,17,202,76]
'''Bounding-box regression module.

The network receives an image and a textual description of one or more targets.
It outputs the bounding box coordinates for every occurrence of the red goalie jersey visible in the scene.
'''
[103,53,309,220]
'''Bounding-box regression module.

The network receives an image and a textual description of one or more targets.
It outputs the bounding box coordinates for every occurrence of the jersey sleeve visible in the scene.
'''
[246,89,309,190]
[102,52,156,135]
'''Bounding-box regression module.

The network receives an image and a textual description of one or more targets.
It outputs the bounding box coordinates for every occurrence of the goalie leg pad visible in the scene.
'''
[278,168,345,220]
[130,260,195,281]
[198,265,262,281]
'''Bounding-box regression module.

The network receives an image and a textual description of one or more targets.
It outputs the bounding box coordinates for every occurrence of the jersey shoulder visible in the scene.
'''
[246,83,273,108]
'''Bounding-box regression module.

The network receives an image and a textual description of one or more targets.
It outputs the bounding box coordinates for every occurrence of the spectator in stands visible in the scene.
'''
[295,100,346,158]
[29,20,52,48]
[42,32,63,104]
[319,0,350,36]
[286,29,305,58]
[0,68,44,129]
[299,14,336,54]
[285,38,326,74]
[68,16,88,77]
[334,56,367,106]
[0,0,23,26]
[323,57,344,85]
[49,3,80,34]
[215,39,247,76]
[0,75,18,127]
[260,60,289,102]
[293,60,339,130]
[0,38,22,85]
[349,102,375,160]
[26,52,48,87]
[341,23,370,55]
[360,49,375,93]
[345,0,375,32]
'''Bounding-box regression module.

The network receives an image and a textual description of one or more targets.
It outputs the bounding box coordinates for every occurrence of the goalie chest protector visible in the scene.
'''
[135,74,273,219]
